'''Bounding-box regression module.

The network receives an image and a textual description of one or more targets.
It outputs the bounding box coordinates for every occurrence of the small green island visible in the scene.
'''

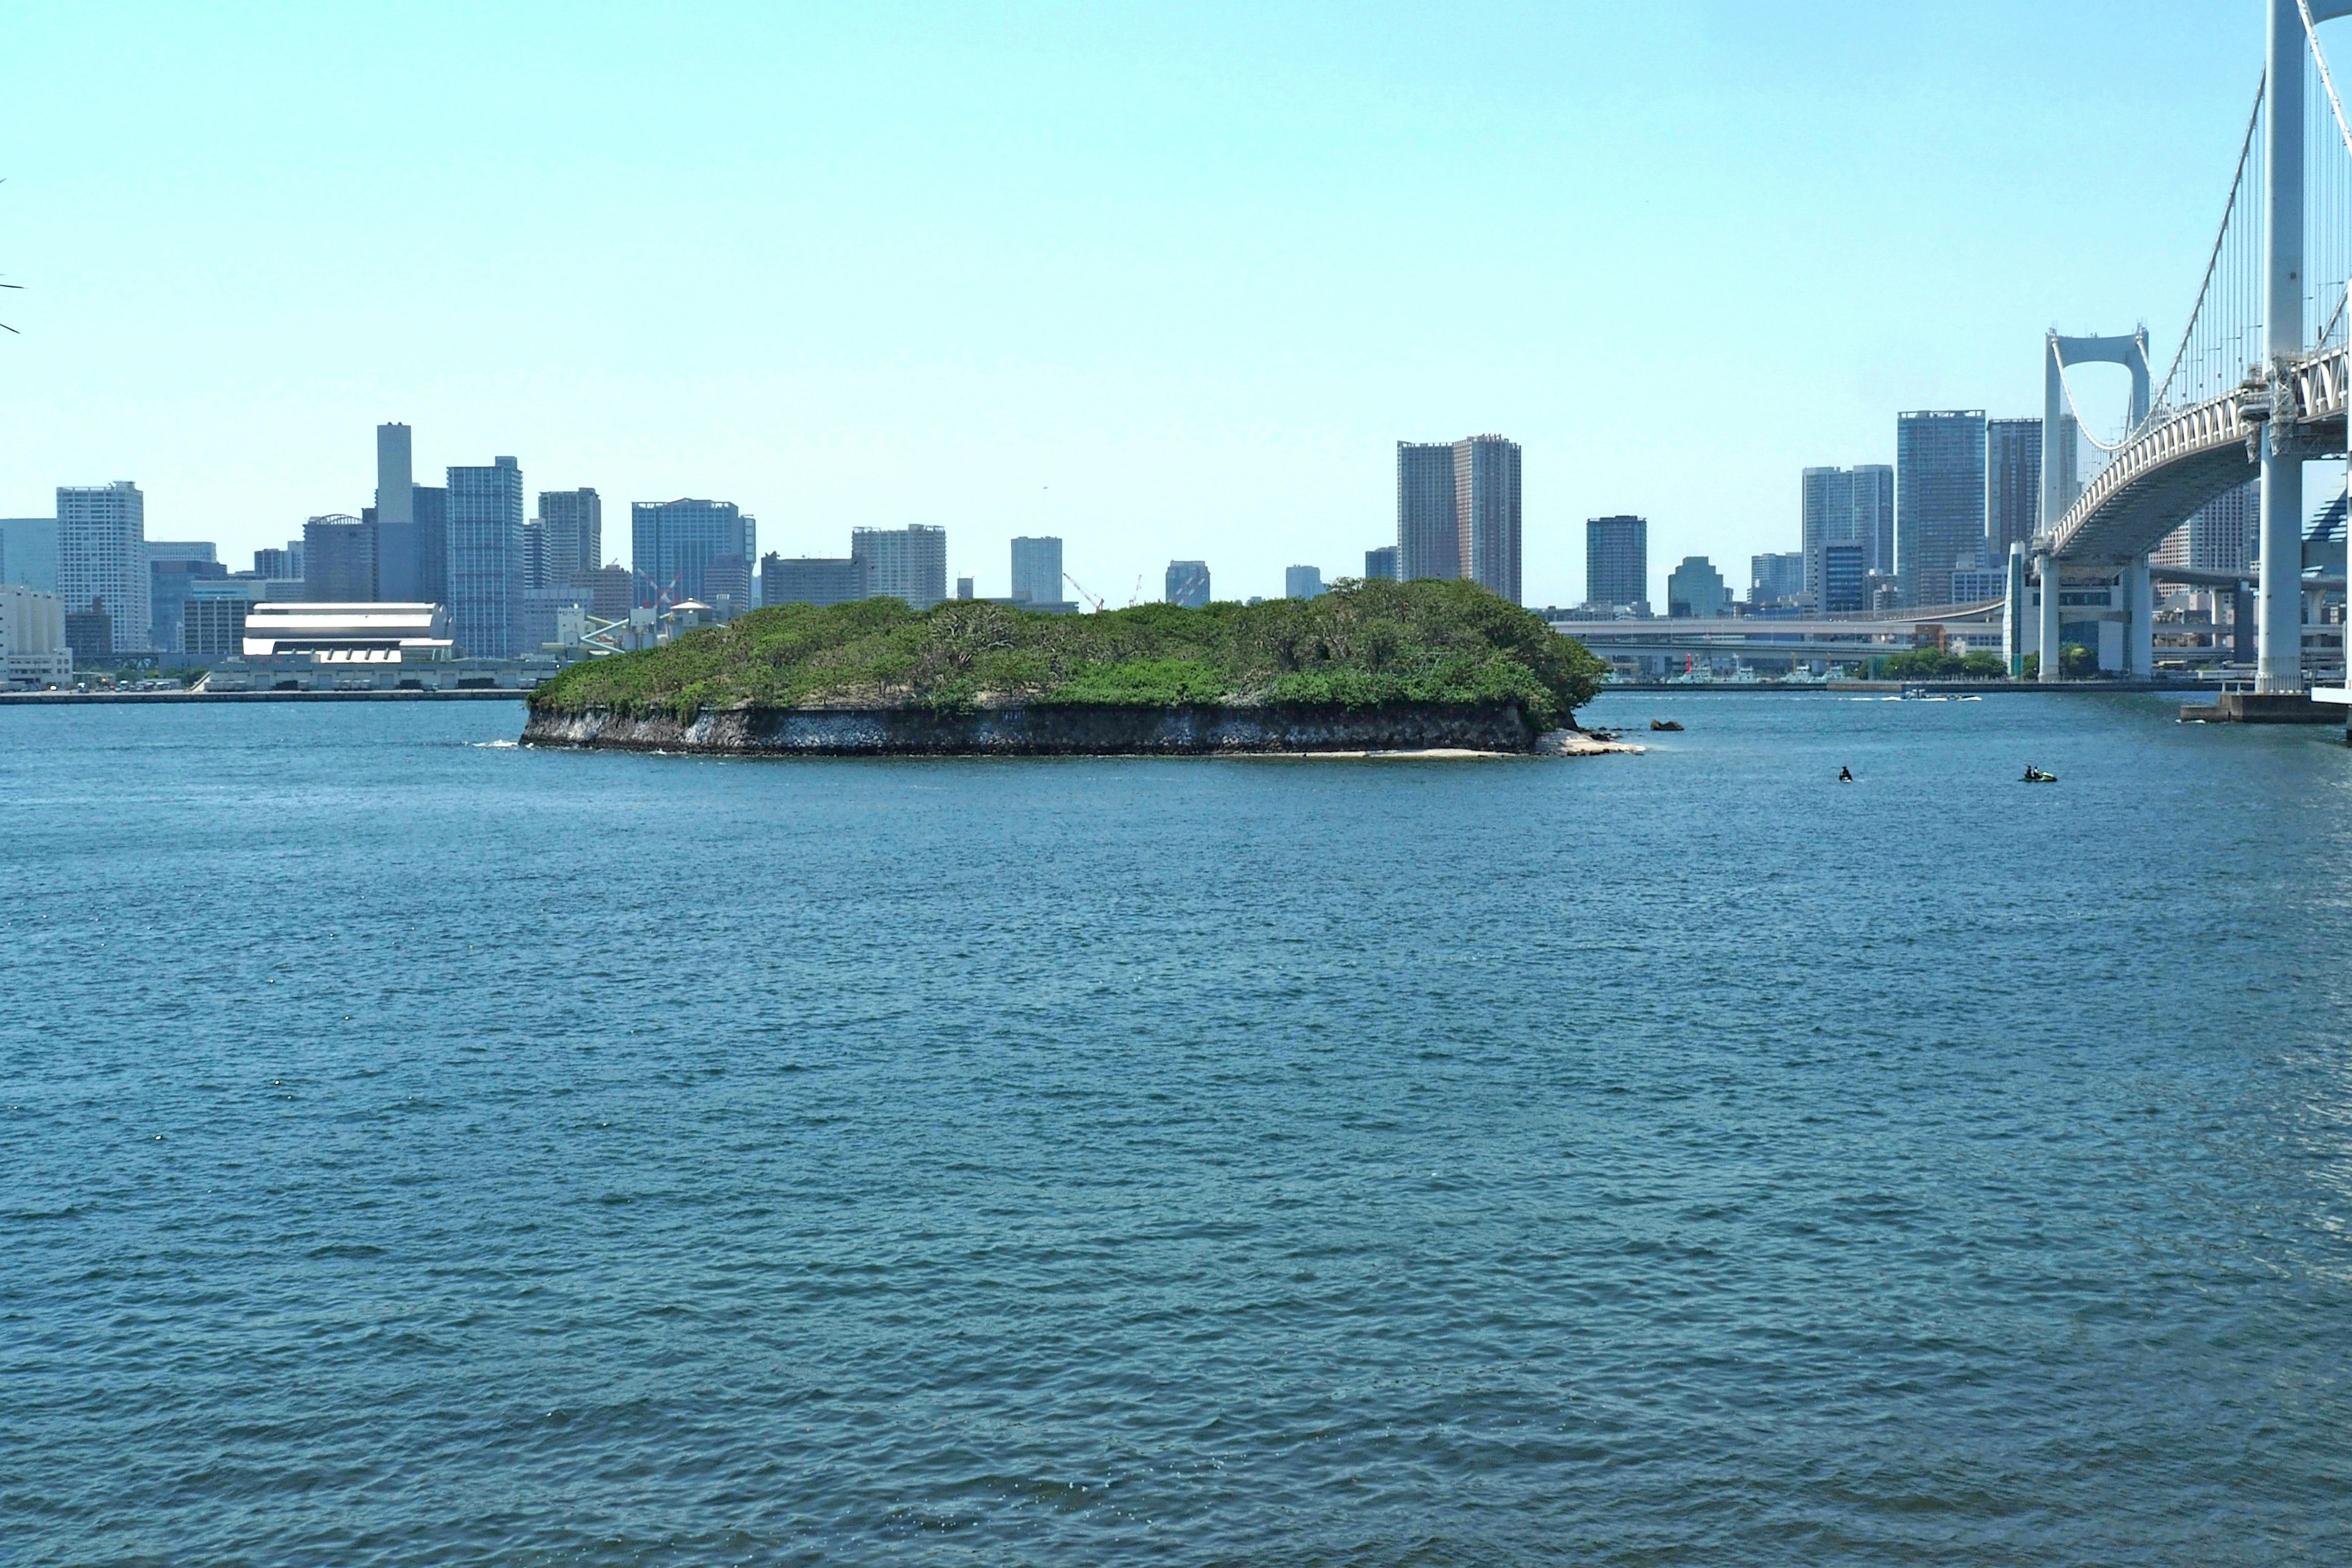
[522,578,1613,756]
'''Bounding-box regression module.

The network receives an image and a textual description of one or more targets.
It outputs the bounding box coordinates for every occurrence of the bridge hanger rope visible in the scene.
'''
[2147,73,2266,419]
[2301,0,2352,346]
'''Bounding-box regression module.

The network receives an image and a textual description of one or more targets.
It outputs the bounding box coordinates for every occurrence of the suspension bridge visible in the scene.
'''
[2019,0,2352,698]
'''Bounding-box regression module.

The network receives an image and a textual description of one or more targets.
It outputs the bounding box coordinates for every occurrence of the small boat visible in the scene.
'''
[2021,769,2058,783]
[1649,718,1683,731]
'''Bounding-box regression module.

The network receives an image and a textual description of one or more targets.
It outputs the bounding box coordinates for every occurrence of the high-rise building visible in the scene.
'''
[851,525,948,610]
[304,514,377,602]
[1396,434,1523,600]
[1165,560,1211,607]
[147,543,225,651]
[1010,536,1063,605]
[1585,515,1648,611]
[254,546,295,580]
[64,597,113,663]
[375,423,423,602]
[0,582,72,688]
[412,486,448,607]
[1,517,60,592]
[447,456,525,658]
[519,519,548,591]
[589,563,634,620]
[763,555,870,607]
[1285,565,1325,599]
[633,499,758,608]
[1665,557,1727,619]
[539,489,603,587]
[1896,410,1988,608]
[1751,551,1804,608]
[704,554,752,619]
[1396,442,1460,581]
[1454,435,1522,603]
[955,576,976,601]
[2187,478,2260,572]
[1799,464,1894,606]
[1986,418,2043,556]
[57,482,148,653]
[1364,545,1400,581]
[1819,542,1867,612]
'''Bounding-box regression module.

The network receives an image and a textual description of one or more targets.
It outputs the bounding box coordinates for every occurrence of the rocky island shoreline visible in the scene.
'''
[522,579,1627,758]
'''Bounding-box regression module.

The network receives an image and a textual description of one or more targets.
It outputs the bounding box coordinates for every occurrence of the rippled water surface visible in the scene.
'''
[4,692,2351,1564]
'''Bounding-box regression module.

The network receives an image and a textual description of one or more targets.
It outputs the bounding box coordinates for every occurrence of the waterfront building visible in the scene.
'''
[375,423,423,603]
[1819,542,1867,613]
[1986,418,2042,556]
[1586,515,1648,612]
[1010,536,1063,605]
[1286,565,1325,599]
[1396,442,1460,581]
[1665,556,1727,619]
[0,582,71,687]
[589,563,635,620]
[304,514,377,603]
[1165,559,1211,607]
[0,517,59,593]
[57,481,148,653]
[180,595,251,659]
[1364,545,1400,581]
[239,601,453,662]
[1949,560,2008,603]
[1897,410,1988,607]
[447,456,525,658]
[2186,478,2258,573]
[1751,551,1804,608]
[763,555,870,607]
[538,489,602,587]
[633,499,757,609]
[851,525,947,610]
[514,585,592,654]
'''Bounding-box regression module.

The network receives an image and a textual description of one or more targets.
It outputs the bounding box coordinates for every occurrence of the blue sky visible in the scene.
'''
[0,1,2288,606]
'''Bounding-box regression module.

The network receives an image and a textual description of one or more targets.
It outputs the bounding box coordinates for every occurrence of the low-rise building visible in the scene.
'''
[0,583,72,688]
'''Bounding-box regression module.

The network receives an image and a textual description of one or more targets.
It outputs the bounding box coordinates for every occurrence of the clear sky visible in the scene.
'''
[0,1,2296,607]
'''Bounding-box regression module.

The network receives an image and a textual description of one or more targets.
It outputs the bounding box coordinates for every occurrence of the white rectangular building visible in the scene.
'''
[56,482,149,652]
[0,582,72,688]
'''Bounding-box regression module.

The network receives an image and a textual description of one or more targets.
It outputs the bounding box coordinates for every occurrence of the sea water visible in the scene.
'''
[3,692,2348,1564]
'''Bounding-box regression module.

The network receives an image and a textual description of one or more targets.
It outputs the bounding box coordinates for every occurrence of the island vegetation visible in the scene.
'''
[529,578,1608,732]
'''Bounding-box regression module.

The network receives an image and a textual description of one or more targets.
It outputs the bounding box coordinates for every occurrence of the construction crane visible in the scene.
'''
[1063,571,1107,614]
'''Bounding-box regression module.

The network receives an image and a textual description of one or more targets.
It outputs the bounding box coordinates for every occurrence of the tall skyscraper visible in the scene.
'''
[1986,418,2043,556]
[0,517,59,592]
[1819,543,1867,612]
[1396,442,1460,581]
[1165,560,1211,607]
[1454,435,1522,603]
[850,526,947,611]
[447,456,524,658]
[1364,545,1400,581]
[375,424,422,601]
[539,489,603,587]
[2188,478,2259,572]
[56,482,149,652]
[304,514,377,601]
[1585,515,1648,611]
[413,485,448,607]
[1395,434,1523,601]
[633,499,757,608]
[1896,410,1988,608]
[1285,565,1325,599]
[1010,536,1063,605]
[1800,464,1895,607]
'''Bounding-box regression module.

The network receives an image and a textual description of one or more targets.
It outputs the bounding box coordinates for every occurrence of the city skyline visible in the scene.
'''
[0,2,2315,611]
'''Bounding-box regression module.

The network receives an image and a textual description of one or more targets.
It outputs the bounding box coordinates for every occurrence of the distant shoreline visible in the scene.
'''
[0,688,527,706]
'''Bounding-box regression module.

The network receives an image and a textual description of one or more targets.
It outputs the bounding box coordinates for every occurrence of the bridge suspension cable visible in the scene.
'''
[2146,75,2267,423]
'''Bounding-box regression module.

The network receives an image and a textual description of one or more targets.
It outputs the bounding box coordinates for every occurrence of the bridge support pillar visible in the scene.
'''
[2258,445,2304,691]
[2037,552,2063,682]
[2003,541,2028,676]
[2127,556,2154,677]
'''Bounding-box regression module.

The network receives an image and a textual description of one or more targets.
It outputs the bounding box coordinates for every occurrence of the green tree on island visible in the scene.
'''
[532,578,1610,731]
